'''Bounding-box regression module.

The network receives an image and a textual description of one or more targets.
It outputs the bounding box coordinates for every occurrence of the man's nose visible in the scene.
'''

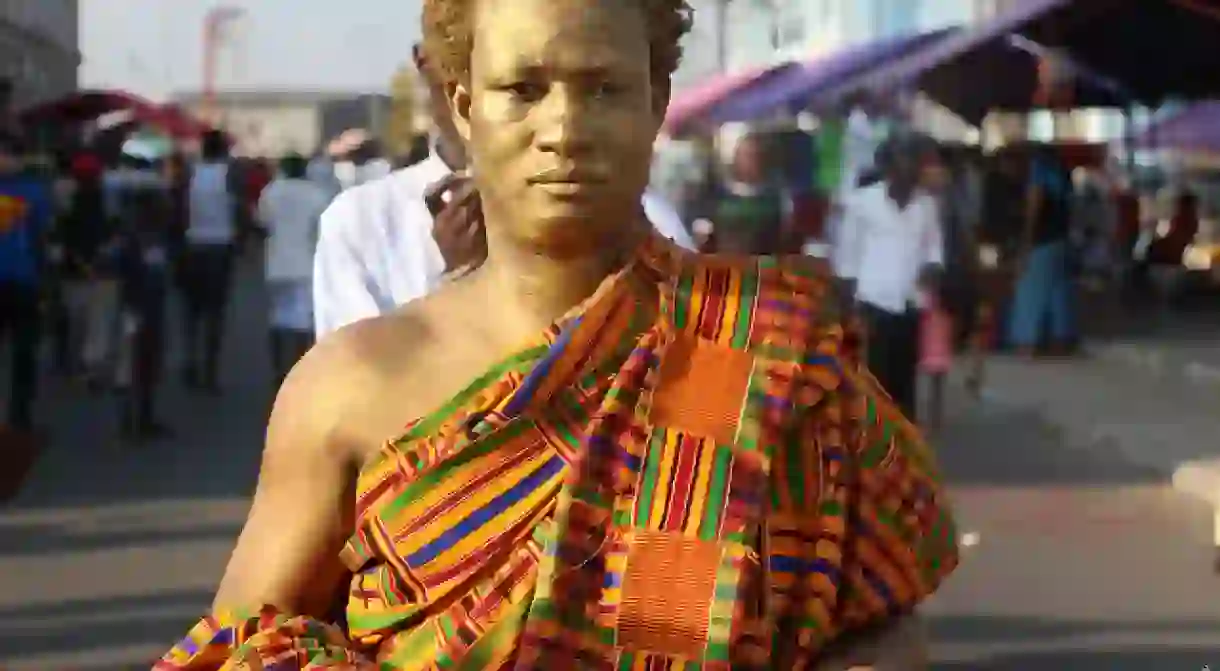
[535,87,595,156]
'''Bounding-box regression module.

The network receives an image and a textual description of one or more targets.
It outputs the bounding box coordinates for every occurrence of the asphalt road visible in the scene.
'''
[1,260,1217,670]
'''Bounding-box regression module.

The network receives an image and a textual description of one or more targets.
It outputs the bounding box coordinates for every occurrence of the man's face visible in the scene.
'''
[919,154,948,192]
[887,151,919,191]
[450,0,664,256]
[732,136,765,184]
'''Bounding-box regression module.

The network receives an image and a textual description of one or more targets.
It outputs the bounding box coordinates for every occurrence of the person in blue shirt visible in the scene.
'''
[0,134,53,431]
[1009,144,1077,355]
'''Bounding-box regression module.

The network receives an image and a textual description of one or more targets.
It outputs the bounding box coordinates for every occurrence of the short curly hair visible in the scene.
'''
[421,0,692,88]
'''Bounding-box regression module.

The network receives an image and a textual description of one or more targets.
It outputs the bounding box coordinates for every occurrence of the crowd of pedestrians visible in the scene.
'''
[0,128,344,460]
[0,62,1206,488]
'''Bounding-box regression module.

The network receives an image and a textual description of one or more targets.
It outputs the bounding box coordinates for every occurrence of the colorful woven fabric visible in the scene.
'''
[156,235,958,670]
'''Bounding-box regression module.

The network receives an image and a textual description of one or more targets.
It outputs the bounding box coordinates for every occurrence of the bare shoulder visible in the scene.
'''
[212,311,444,614]
[273,310,441,466]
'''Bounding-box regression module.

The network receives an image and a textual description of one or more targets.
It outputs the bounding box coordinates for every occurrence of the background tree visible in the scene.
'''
[385,63,420,161]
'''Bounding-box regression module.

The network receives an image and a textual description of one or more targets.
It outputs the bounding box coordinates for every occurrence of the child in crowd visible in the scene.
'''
[114,187,173,442]
[918,283,953,433]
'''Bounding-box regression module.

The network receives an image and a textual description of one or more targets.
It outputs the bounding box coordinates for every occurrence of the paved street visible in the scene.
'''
[2,262,1219,669]
[925,396,1220,669]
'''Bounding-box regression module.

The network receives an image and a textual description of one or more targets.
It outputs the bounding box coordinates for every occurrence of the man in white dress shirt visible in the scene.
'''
[313,45,694,337]
[836,133,943,416]
[828,96,885,276]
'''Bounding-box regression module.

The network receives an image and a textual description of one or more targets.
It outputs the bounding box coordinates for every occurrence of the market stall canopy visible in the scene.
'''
[822,32,1130,125]
[836,0,1220,105]
[1021,0,1220,101]
[663,63,797,135]
[18,89,156,126]
[19,89,221,141]
[1132,101,1220,152]
[156,103,218,140]
[692,28,954,127]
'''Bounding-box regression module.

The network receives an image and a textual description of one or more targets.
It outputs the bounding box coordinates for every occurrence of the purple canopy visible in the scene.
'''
[820,32,1130,125]
[844,0,1220,104]
[697,28,954,126]
[1133,102,1220,152]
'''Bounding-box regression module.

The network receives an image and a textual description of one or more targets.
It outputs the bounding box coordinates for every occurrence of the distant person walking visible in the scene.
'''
[837,133,944,417]
[181,130,241,392]
[114,187,174,442]
[1009,146,1076,355]
[0,135,53,431]
[258,154,330,382]
[53,157,118,384]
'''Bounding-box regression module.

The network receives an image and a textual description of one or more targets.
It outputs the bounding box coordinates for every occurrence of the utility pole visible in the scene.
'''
[202,6,245,124]
[715,0,730,74]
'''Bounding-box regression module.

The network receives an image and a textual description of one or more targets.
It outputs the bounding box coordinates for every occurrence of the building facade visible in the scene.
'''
[0,0,79,107]
[172,90,392,158]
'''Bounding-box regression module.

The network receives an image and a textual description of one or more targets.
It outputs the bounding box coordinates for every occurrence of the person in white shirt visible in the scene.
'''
[830,96,886,277]
[181,130,241,392]
[836,133,943,416]
[312,45,695,337]
[258,154,332,382]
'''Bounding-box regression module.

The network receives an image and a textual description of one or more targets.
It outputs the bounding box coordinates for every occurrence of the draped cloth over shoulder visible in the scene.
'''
[155,235,958,670]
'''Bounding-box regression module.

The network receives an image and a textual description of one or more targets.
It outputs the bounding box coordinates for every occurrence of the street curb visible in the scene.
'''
[1171,459,1220,548]
[1172,459,1220,507]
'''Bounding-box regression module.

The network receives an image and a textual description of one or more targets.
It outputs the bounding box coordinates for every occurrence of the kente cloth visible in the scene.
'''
[155,235,959,671]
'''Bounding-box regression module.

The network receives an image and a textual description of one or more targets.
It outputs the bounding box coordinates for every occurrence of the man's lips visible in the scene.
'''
[528,168,608,186]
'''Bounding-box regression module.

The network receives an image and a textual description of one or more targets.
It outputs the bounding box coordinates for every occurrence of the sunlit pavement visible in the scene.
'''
[2,259,1219,669]
[924,395,1220,669]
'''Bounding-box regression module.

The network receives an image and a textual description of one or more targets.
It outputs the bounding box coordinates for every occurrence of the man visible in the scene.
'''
[181,130,241,392]
[702,131,787,255]
[941,147,984,346]
[1009,145,1076,355]
[312,45,695,337]
[836,133,944,417]
[0,135,52,431]
[829,94,886,278]
[157,0,952,667]
[257,154,331,382]
[90,153,167,389]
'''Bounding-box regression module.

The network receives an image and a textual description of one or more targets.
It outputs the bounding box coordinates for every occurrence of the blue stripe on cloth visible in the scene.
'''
[406,454,566,565]
[770,555,841,582]
[502,317,582,418]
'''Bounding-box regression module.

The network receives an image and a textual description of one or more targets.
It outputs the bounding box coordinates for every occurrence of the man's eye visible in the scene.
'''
[506,82,543,101]
[592,82,623,98]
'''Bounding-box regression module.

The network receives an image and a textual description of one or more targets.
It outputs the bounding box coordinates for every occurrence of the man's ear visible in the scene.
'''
[448,80,473,145]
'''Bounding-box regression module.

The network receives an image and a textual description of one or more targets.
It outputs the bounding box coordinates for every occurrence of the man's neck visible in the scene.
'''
[886,180,915,210]
[471,219,649,341]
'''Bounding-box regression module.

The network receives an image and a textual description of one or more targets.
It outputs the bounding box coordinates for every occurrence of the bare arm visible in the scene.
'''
[212,340,365,618]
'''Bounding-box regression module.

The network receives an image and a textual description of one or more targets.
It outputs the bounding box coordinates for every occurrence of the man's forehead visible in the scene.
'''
[476,0,643,36]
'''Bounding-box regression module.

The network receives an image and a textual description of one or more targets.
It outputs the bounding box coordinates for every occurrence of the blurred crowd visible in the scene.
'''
[0,129,345,448]
[0,83,1210,457]
[656,95,1208,427]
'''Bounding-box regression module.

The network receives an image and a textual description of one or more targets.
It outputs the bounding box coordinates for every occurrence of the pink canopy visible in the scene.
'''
[663,63,795,135]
